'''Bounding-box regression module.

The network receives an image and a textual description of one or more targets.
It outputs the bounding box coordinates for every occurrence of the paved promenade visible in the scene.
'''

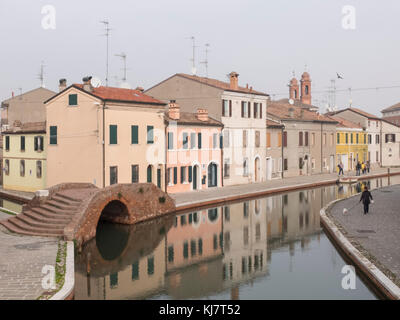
[172,167,400,208]
[0,212,59,300]
[327,184,400,287]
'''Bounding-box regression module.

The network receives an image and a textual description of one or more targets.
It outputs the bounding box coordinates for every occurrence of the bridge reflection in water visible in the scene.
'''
[74,176,399,300]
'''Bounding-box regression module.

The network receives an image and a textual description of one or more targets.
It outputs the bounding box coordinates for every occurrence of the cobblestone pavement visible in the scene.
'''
[172,167,400,207]
[328,184,400,280]
[0,225,58,300]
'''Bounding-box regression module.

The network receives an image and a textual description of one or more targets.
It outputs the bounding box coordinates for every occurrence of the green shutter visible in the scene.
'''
[168,132,173,150]
[131,125,138,144]
[147,166,152,183]
[110,125,117,144]
[131,262,139,280]
[147,126,154,144]
[21,136,25,151]
[173,167,177,184]
[198,133,202,149]
[188,166,192,183]
[68,94,78,106]
[50,126,57,145]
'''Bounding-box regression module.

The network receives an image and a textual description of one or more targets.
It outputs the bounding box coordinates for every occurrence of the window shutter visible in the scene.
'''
[188,166,192,183]
[50,126,57,145]
[241,102,244,117]
[220,134,223,149]
[198,133,202,149]
[229,100,232,117]
[34,137,38,151]
[222,100,225,116]
[254,103,257,118]
[21,136,25,151]
[5,136,9,151]
[110,125,117,144]
[68,94,78,106]
[168,132,173,150]
[181,167,185,183]
[260,104,263,119]
[131,126,139,144]
[147,126,154,144]
[173,167,177,184]
[248,102,251,118]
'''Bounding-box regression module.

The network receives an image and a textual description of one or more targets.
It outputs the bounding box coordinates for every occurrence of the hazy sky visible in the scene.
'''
[1,0,400,115]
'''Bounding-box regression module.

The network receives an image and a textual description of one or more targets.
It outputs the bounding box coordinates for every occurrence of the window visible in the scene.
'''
[147,165,152,183]
[20,136,25,151]
[168,132,174,150]
[253,103,259,118]
[110,166,118,185]
[110,273,118,288]
[198,239,203,255]
[277,132,282,147]
[299,132,303,146]
[132,262,139,280]
[213,133,218,149]
[147,126,154,144]
[190,240,197,257]
[255,131,260,148]
[188,166,193,183]
[147,257,154,275]
[50,126,57,145]
[4,159,9,175]
[168,246,174,263]
[173,167,178,184]
[356,134,359,144]
[284,158,288,171]
[131,125,139,144]
[222,100,232,117]
[385,134,396,143]
[224,159,230,178]
[190,132,196,149]
[5,136,10,151]
[243,158,249,176]
[223,130,230,148]
[259,103,263,119]
[68,94,78,106]
[198,133,202,149]
[337,133,340,144]
[345,133,348,144]
[132,165,139,183]
[20,160,25,177]
[376,134,380,144]
[183,132,188,149]
[266,132,271,148]
[109,125,117,144]
[183,242,189,259]
[305,85,309,95]
[243,130,248,148]
[305,132,309,146]
[350,133,353,144]
[36,161,42,178]
[34,136,44,151]
[364,134,367,144]
[167,168,172,185]
[181,166,187,183]
[241,101,250,118]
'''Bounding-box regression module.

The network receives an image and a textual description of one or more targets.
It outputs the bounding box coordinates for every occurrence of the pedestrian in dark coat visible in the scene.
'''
[360,186,373,214]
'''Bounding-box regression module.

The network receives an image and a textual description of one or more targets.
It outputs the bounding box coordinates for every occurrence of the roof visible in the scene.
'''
[45,84,166,106]
[328,115,363,129]
[149,73,269,97]
[165,112,223,127]
[381,102,400,113]
[275,98,318,111]
[3,122,46,134]
[2,87,56,105]
[266,119,284,128]
[329,107,380,120]
[267,100,337,123]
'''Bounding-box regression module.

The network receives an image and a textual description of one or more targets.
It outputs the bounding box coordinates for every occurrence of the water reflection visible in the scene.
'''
[74,176,400,300]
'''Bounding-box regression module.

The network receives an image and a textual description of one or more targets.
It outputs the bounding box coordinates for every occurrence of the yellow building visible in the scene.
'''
[333,116,368,172]
[2,122,46,192]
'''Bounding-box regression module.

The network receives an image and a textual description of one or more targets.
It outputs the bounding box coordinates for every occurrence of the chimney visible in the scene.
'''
[82,76,93,92]
[229,72,239,90]
[168,100,180,120]
[59,79,67,92]
[197,108,209,122]
[135,86,144,92]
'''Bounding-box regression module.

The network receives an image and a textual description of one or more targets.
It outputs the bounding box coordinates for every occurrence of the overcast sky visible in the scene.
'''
[1,0,399,115]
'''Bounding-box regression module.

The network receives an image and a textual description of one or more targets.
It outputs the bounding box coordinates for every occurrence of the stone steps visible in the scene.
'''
[23,210,71,224]
[1,219,64,237]
[15,214,66,230]
[0,220,63,237]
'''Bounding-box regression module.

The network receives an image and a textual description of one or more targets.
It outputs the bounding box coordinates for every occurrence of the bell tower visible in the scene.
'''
[300,72,311,105]
[289,77,299,101]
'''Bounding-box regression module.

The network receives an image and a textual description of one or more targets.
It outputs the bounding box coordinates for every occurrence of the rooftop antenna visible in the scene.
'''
[348,87,353,108]
[100,19,111,86]
[37,61,46,88]
[115,52,127,82]
[200,43,210,78]
[188,36,197,75]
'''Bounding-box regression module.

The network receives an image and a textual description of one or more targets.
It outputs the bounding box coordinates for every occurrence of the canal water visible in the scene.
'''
[74,175,400,300]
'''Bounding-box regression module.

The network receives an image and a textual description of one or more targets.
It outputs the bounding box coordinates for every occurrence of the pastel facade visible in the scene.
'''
[330,116,368,171]
[45,78,166,189]
[145,72,269,186]
[2,123,46,192]
[266,119,284,180]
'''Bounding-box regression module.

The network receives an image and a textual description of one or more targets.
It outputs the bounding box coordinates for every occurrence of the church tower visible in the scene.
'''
[300,72,311,105]
[289,77,299,101]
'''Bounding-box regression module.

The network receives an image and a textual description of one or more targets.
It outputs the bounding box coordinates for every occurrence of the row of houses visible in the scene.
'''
[1,71,400,193]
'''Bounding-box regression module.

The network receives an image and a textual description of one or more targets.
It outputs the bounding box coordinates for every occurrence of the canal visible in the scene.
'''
[74,175,400,300]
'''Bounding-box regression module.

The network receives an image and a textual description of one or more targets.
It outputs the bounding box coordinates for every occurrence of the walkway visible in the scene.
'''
[172,167,400,209]
[0,212,59,300]
[327,184,400,287]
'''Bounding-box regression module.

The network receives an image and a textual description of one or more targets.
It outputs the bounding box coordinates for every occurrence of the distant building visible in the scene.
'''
[45,78,166,189]
[266,118,284,180]
[2,122,46,192]
[381,102,400,126]
[165,101,223,193]
[329,115,368,171]
[146,72,269,186]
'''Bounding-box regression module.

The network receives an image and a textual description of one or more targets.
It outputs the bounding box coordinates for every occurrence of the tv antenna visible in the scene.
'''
[115,52,128,82]
[37,61,46,88]
[100,19,111,86]
[200,43,210,77]
[188,36,198,75]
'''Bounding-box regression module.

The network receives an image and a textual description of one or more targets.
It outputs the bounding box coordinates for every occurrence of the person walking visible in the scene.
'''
[362,162,366,174]
[360,186,373,214]
[356,161,361,176]
[367,160,370,174]
[338,162,344,176]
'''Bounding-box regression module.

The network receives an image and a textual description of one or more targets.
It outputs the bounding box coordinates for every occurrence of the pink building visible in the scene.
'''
[165,101,223,193]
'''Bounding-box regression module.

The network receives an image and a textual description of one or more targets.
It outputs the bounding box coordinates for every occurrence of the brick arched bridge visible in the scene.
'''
[0,183,176,245]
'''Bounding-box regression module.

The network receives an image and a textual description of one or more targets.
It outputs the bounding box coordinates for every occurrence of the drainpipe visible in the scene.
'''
[102,101,106,188]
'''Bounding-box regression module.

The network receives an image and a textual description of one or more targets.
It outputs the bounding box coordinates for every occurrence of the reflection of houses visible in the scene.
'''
[165,101,223,193]
[146,72,269,186]
[45,78,166,189]
[221,200,268,294]
[165,208,224,298]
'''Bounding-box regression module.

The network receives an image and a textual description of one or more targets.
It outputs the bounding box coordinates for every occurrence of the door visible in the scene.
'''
[255,158,260,182]
[208,163,217,187]
[266,158,272,180]
[193,166,198,190]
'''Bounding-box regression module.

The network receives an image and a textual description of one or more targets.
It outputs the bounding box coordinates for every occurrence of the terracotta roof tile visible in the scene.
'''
[328,115,363,129]
[266,119,284,128]
[165,112,223,127]
[381,102,400,113]
[176,73,269,96]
